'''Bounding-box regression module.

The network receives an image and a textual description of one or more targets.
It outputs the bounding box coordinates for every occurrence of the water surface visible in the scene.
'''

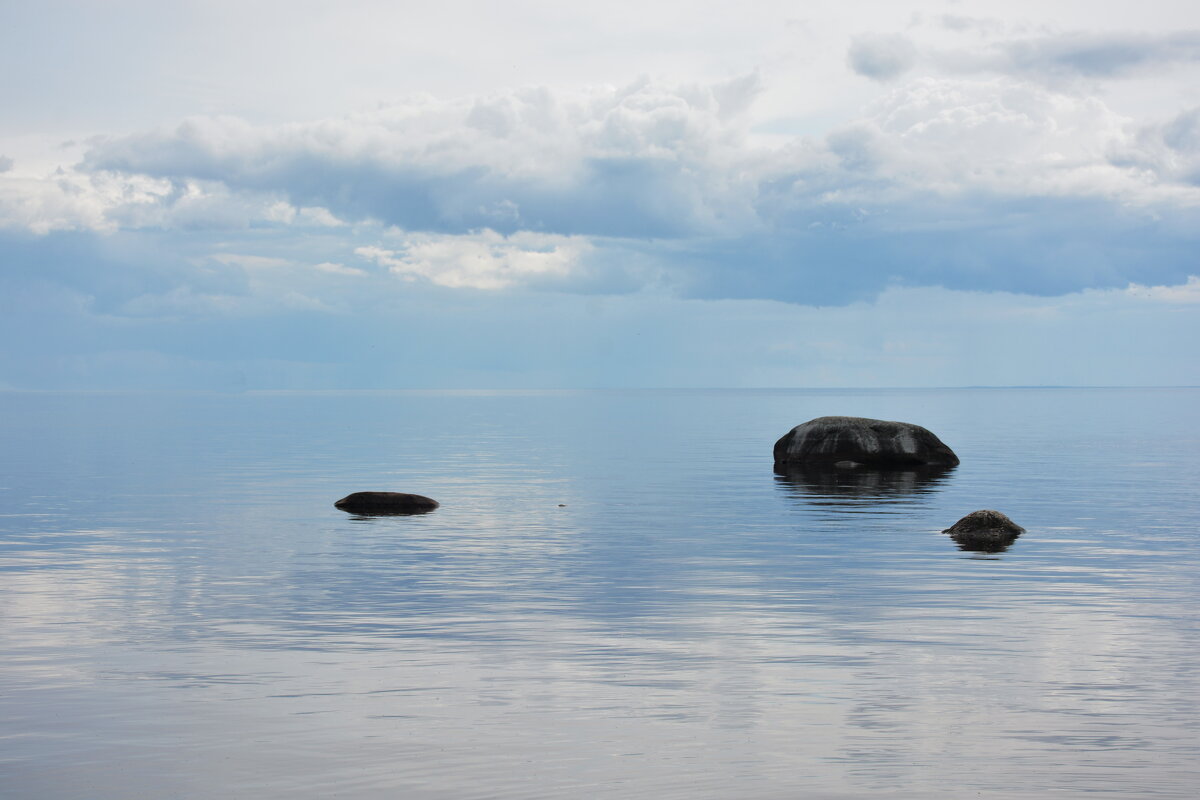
[2,389,1197,798]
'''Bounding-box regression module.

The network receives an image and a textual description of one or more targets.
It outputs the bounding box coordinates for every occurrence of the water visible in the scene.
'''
[1,388,1197,798]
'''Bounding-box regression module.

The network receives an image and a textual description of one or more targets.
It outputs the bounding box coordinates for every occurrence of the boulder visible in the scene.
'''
[335,491,439,516]
[773,416,959,468]
[943,509,1024,552]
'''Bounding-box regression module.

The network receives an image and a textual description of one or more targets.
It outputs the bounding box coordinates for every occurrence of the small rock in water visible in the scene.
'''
[335,491,439,516]
[943,509,1025,553]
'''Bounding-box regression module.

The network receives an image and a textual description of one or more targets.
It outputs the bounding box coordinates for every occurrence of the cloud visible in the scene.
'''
[355,229,591,290]
[1005,31,1200,78]
[211,253,292,270]
[262,202,346,227]
[0,156,12,173]
[668,197,1200,305]
[0,75,1188,307]
[314,261,366,277]
[78,74,1196,214]
[936,15,1009,36]
[1122,275,1200,304]
[940,30,1200,81]
[0,171,120,234]
[847,34,918,81]
[1112,106,1200,186]
[81,79,760,240]
[860,78,1134,197]
[0,165,348,235]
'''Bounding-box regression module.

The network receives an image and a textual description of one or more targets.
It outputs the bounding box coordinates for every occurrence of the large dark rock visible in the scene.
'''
[773,416,959,468]
[335,491,439,516]
[943,509,1024,553]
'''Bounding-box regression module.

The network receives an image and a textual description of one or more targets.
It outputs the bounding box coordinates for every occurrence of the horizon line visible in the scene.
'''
[1,385,1198,395]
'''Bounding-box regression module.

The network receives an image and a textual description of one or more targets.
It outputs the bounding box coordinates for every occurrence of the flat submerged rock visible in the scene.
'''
[335,491,439,516]
[774,416,960,468]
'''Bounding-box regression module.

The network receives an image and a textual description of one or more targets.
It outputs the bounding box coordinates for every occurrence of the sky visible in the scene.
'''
[2,0,1198,389]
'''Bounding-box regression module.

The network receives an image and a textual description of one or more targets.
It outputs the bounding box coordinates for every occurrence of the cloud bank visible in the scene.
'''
[5,74,1172,305]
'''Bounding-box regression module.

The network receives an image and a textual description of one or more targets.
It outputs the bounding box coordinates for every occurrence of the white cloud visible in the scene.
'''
[873,79,1123,185]
[79,77,763,238]
[0,169,164,234]
[0,165,352,235]
[355,229,590,290]
[87,77,755,182]
[79,73,1200,232]
[263,201,347,227]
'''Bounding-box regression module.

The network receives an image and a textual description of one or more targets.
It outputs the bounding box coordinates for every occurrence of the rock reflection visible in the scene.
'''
[774,463,955,509]
[947,528,1022,554]
[344,508,438,519]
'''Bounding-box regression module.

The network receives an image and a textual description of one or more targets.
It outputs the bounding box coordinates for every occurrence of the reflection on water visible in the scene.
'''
[343,508,438,518]
[774,463,955,507]
[946,526,1023,554]
[1,389,1199,799]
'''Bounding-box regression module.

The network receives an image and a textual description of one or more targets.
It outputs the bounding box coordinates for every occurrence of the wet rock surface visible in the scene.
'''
[335,492,439,516]
[774,416,960,468]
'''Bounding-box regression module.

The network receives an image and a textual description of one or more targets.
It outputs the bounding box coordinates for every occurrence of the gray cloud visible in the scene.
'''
[675,196,1200,305]
[1111,107,1200,186]
[0,156,13,173]
[1008,31,1200,77]
[945,31,1200,80]
[1163,108,1200,154]
[847,34,918,81]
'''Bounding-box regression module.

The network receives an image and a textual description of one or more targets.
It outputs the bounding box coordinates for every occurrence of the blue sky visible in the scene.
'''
[2,0,1198,388]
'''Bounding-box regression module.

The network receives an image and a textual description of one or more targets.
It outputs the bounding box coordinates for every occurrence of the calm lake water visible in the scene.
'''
[1,388,1198,799]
